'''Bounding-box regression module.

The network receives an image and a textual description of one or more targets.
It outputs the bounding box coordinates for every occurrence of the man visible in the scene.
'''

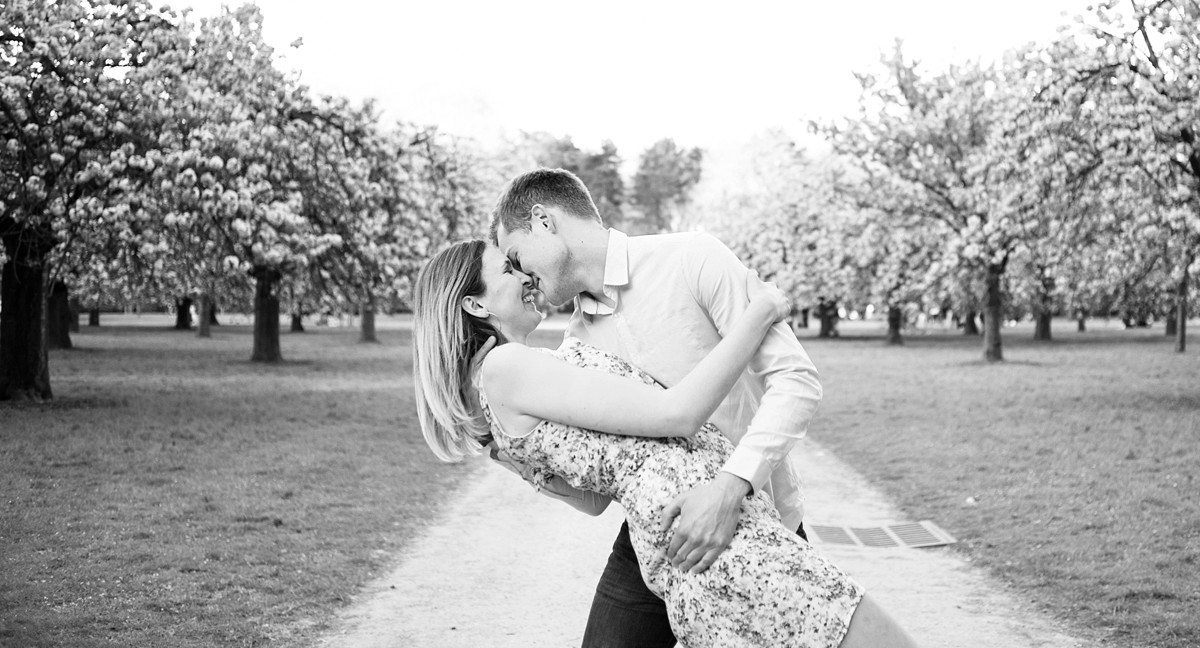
[490,168,822,648]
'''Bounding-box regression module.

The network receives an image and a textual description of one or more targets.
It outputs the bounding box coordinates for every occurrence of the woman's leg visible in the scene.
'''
[837,594,920,648]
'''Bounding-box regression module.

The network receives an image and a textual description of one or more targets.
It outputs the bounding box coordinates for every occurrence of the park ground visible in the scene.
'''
[1,313,1197,647]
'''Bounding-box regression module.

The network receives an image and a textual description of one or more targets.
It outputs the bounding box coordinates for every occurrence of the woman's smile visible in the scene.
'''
[478,246,543,339]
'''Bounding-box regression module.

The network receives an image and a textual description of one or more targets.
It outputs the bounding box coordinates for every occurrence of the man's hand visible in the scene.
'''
[657,471,751,573]
[488,442,535,481]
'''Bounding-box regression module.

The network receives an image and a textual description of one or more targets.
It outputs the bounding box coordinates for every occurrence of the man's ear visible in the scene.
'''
[530,204,558,233]
[461,295,490,319]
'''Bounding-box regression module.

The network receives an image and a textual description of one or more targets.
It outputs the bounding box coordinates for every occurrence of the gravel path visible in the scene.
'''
[319,438,1087,648]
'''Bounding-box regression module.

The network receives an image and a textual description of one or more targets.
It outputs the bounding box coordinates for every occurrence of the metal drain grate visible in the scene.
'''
[888,522,948,547]
[851,526,898,547]
[809,525,855,545]
[808,520,955,548]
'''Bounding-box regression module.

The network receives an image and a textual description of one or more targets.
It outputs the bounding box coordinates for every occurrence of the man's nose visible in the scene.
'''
[517,270,535,288]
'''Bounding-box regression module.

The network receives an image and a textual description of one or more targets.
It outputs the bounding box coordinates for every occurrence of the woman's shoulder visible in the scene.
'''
[480,343,559,389]
[481,342,534,376]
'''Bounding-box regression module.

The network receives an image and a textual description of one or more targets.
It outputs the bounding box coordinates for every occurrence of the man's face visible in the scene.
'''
[497,216,575,307]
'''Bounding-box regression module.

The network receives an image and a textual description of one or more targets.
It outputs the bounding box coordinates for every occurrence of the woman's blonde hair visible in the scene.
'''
[411,239,503,462]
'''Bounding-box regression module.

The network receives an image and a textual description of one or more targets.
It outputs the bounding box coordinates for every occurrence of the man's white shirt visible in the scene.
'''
[565,228,821,530]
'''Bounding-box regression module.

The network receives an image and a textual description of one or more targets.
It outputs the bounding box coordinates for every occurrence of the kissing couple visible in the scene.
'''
[412,168,918,647]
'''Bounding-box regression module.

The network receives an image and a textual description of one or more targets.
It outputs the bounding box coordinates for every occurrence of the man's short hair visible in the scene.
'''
[489,168,602,244]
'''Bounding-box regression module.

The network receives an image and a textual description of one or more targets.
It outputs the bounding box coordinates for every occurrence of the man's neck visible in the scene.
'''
[565,224,611,298]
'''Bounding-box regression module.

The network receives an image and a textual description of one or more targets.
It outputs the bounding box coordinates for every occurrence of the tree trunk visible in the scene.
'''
[798,307,809,328]
[885,305,904,346]
[1076,310,1086,332]
[1033,276,1053,341]
[47,281,73,350]
[209,301,220,326]
[962,310,980,335]
[197,294,212,338]
[1176,270,1189,353]
[360,294,377,343]
[1034,312,1052,341]
[251,267,283,362]
[1165,309,1178,336]
[174,296,193,330]
[290,311,305,333]
[68,299,79,333]
[0,227,54,401]
[983,265,1004,362]
[816,299,837,338]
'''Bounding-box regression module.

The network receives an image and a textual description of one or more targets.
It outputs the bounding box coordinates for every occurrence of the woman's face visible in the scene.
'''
[474,245,542,340]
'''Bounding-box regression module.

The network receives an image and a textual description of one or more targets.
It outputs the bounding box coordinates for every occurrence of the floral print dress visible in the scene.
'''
[479,338,863,648]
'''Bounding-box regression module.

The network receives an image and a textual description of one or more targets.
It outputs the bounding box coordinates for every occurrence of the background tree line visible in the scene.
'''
[0,0,706,400]
[700,0,1198,362]
[4,0,1195,401]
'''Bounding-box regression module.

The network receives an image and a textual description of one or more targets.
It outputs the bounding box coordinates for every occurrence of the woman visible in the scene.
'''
[412,239,917,648]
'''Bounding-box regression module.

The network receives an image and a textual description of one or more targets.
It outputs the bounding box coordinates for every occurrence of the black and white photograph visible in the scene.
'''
[2,1,1197,646]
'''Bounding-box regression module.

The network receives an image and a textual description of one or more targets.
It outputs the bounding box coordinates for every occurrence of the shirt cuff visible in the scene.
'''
[720,445,774,495]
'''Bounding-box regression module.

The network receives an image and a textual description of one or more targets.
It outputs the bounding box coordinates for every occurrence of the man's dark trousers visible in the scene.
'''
[580,520,807,647]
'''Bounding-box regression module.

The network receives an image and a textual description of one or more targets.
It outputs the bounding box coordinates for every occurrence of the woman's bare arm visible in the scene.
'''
[481,283,788,439]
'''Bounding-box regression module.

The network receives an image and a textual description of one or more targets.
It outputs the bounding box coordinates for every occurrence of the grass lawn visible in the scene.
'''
[1,314,1196,647]
[0,316,562,647]
[805,317,1199,648]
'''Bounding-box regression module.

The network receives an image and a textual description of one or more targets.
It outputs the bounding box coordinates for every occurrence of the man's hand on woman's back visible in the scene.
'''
[657,471,751,574]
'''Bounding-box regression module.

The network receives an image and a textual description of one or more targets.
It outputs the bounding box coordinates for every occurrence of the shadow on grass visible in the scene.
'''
[1137,392,1200,412]
[48,344,105,353]
[64,326,412,374]
[802,330,1180,347]
[226,358,319,368]
[1014,333,1178,347]
[945,358,1047,368]
[0,396,130,411]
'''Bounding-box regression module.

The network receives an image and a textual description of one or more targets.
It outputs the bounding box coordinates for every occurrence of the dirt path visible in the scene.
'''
[319,439,1087,648]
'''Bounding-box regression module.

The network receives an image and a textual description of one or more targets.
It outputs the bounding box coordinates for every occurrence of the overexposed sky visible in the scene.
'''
[180,0,1091,159]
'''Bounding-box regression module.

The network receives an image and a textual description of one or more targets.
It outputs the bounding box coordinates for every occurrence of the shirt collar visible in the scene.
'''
[576,228,629,316]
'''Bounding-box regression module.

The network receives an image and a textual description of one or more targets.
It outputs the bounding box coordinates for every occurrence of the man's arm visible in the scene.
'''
[684,232,821,491]
[659,232,821,573]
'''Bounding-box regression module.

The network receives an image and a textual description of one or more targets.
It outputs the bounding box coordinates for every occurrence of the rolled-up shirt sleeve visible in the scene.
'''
[681,233,822,493]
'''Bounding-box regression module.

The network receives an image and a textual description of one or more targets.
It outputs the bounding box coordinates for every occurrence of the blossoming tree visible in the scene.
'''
[1069,0,1200,351]
[1,0,184,399]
